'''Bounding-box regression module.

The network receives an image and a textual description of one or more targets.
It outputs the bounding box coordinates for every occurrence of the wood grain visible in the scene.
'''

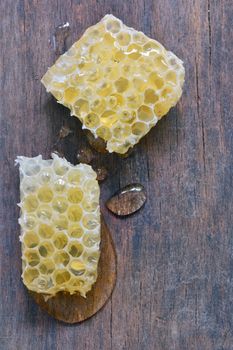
[0,1,233,349]
[31,217,117,323]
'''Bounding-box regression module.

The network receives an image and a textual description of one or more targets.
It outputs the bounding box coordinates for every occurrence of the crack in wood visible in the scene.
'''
[207,0,212,67]
[195,57,206,175]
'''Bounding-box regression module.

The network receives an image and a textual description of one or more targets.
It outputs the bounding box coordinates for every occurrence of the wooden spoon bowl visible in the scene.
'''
[30,217,117,323]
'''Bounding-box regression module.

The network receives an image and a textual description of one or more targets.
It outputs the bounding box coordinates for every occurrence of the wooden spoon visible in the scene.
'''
[30,216,117,323]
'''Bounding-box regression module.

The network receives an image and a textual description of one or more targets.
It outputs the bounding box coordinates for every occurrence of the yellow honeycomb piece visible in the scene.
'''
[16,153,100,298]
[42,15,185,154]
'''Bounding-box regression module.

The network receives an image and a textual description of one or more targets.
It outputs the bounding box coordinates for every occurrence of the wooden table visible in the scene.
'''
[0,1,232,349]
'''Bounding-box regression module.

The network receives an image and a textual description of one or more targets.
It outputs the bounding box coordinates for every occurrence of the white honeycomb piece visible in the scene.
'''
[16,153,100,298]
[42,14,185,154]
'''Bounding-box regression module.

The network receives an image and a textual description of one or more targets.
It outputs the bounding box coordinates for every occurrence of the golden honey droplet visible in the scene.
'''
[106,183,147,216]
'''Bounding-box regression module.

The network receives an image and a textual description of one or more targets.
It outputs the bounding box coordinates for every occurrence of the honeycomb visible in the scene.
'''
[16,153,100,298]
[41,14,185,154]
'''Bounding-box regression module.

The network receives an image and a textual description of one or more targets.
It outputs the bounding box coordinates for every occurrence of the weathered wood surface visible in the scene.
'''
[0,0,232,349]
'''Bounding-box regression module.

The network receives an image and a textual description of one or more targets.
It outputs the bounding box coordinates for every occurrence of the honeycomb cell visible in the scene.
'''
[54,160,69,176]
[96,126,112,140]
[103,32,115,45]
[105,17,121,33]
[132,32,148,45]
[143,41,163,55]
[56,60,76,75]
[53,215,68,230]
[17,154,100,297]
[67,169,82,184]
[89,253,100,265]
[133,78,147,92]
[83,179,100,197]
[67,187,83,203]
[127,94,143,109]
[115,77,129,93]
[161,86,174,99]
[73,98,89,117]
[166,71,177,85]
[137,105,154,122]
[21,178,38,193]
[149,72,164,89]
[55,270,71,284]
[132,122,148,136]
[64,87,80,104]
[23,268,39,284]
[37,186,53,203]
[50,81,67,90]
[83,251,100,265]
[71,73,84,86]
[52,196,68,213]
[144,89,159,104]
[91,99,106,114]
[154,56,169,72]
[40,169,53,183]
[39,241,54,257]
[121,64,131,75]
[24,250,40,267]
[68,224,84,238]
[107,96,117,109]
[38,223,54,239]
[23,194,39,212]
[22,215,37,229]
[54,251,70,267]
[83,233,99,247]
[70,277,85,288]
[120,111,136,124]
[84,113,100,128]
[83,88,94,99]
[113,50,125,63]
[54,178,66,192]
[68,242,84,258]
[86,272,97,282]
[87,68,100,82]
[24,161,41,176]
[126,44,141,60]
[41,15,184,154]
[97,82,112,97]
[154,101,171,118]
[23,231,39,248]
[112,124,131,140]
[39,259,55,274]
[100,110,118,127]
[67,205,83,221]
[82,199,99,212]
[69,261,86,276]
[53,232,68,249]
[37,276,54,290]
[116,31,131,46]
[37,204,52,220]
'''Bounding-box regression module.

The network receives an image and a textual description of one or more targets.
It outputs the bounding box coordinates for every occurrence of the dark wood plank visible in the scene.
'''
[0,0,233,349]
